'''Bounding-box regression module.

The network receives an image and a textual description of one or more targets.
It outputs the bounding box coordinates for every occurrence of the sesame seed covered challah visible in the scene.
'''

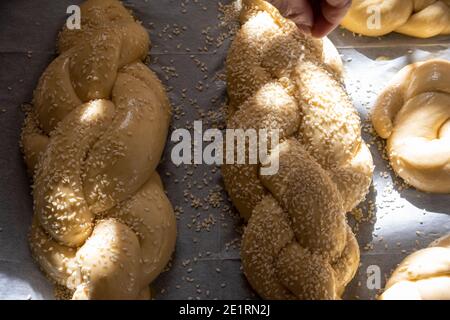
[372,59,450,194]
[380,234,450,300]
[21,0,176,299]
[223,0,374,299]
[341,0,450,38]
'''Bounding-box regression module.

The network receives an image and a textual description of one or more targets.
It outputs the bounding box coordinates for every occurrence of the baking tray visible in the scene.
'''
[0,0,449,300]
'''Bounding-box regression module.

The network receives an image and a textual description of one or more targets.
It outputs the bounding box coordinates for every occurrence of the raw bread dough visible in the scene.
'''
[21,0,177,300]
[341,0,450,38]
[224,0,373,300]
[372,59,450,194]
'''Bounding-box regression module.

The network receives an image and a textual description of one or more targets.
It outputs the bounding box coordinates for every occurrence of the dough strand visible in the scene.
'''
[380,234,450,300]
[372,59,450,194]
[342,0,450,38]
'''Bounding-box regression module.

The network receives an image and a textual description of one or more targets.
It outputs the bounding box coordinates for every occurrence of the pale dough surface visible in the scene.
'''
[21,0,176,299]
[372,59,450,194]
[342,0,450,38]
[380,234,450,300]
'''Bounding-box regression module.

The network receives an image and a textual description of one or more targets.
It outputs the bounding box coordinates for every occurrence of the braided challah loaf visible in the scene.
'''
[223,0,374,299]
[21,0,176,299]
[380,234,450,300]
[341,0,450,38]
[372,59,450,194]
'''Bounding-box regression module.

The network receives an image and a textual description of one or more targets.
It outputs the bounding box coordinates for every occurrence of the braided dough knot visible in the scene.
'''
[342,0,450,38]
[372,59,450,193]
[21,0,176,299]
[223,0,374,299]
[380,234,450,300]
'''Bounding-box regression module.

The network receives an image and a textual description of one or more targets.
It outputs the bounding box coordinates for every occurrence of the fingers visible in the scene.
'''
[323,0,352,25]
[312,0,352,37]
[269,0,314,35]
[269,0,352,38]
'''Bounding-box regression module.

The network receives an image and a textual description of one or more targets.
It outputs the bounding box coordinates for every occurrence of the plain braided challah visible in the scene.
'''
[341,0,450,38]
[21,0,176,299]
[380,234,450,300]
[223,0,374,299]
[372,59,450,194]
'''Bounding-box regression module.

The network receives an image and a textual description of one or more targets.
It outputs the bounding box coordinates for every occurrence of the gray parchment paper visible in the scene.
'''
[0,0,449,300]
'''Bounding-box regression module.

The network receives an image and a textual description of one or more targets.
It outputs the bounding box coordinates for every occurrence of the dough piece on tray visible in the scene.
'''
[341,0,450,38]
[223,0,374,300]
[21,0,176,300]
[372,59,450,194]
[380,234,450,300]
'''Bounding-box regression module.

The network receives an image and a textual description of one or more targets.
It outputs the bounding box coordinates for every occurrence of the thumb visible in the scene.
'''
[269,0,314,34]
[311,0,352,37]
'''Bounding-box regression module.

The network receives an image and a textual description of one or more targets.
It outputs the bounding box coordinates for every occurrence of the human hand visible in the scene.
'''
[269,0,352,37]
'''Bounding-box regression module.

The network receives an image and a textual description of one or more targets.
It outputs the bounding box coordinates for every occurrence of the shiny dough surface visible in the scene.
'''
[380,234,450,300]
[372,59,450,194]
